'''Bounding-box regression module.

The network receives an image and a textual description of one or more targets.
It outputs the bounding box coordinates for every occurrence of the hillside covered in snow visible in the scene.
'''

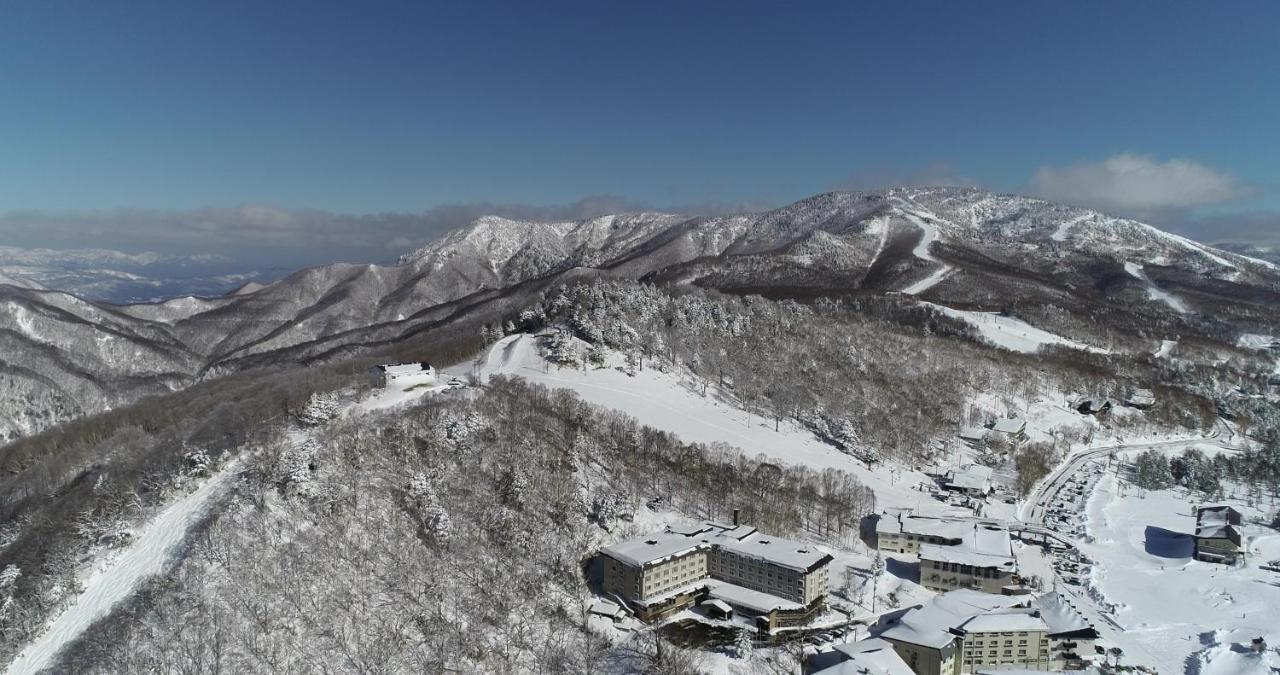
[2,188,1278,443]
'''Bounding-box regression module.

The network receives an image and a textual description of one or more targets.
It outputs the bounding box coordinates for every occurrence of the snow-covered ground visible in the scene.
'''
[471,334,961,515]
[1237,333,1278,351]
[924,303,1110,355]
[1154,339,1177,358]
[1078,471,1280,674]
[1125,262,1190,314]
[1051,214,1093,242]
[5,457,245,675]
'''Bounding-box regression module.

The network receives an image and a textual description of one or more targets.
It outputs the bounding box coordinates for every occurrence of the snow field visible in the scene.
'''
[1079,468,1280,674]
[924,302,1110,355]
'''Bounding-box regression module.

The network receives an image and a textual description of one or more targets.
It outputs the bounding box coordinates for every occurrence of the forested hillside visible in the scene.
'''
[38,377,874,674]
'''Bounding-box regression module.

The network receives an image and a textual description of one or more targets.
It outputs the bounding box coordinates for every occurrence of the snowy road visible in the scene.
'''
[4,458,243,675]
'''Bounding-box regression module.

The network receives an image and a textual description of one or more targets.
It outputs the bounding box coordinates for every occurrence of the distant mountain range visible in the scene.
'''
[2,187,1278,441]
[1215,242,1280,266]
[0,246,288,304]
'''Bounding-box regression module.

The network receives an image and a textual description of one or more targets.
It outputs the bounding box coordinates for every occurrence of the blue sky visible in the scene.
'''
[1,1,1277,261]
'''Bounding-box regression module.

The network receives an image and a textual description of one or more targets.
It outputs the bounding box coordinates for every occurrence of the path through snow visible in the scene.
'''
[5,458,244,675]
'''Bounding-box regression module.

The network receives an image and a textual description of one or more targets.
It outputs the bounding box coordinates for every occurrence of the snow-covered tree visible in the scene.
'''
[297,391,341,426]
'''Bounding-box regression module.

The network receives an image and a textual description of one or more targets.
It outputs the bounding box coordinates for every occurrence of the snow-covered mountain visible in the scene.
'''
[0,246,283,304]
[2,187,1278,440]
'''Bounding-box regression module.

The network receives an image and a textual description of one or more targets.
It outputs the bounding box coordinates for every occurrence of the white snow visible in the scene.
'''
[923,303,1109,355]
[5,458,244,675]
[1154,339,1177,358]
[1124,262,1190,313]
[1076,468,1280,675]
[1135,221,1238,270]
[1237,333,1278,351]
[1050,214,1092,242]
[473,334,957,514]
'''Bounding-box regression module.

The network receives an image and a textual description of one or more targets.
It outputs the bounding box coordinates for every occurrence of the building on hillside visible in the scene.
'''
[1074,398,1111,416]
[369,361,436,388]
[1194,505,1243,564]
[1124,388,1155,409]
[598,515,832,629]
[958,427,989,447]
[943,465,995,497]
[873,589,1097,675]
[989,417,1027,443]
[814,637,916,675]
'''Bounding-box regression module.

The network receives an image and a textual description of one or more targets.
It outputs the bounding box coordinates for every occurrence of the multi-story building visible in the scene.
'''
[876,514,1004,555]
[918,543,1018,594]
[1194,505,1242,564]
[876,514,1019,594]
[598,518,832,628]
[873,589,1097,675]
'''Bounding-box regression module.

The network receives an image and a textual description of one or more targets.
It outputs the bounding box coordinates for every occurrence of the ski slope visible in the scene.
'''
[1050,214,1092,242]
[897,208,954,295]
[1124,261,1189,313]
[5,458,244,675]
[924,302,1110,354]
[475,334,951,513]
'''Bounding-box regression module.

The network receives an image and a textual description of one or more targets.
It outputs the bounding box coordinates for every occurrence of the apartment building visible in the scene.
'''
[598,518,832,626]
[873,589,1097,675]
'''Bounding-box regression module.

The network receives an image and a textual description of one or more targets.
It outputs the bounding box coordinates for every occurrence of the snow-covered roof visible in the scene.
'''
[944,465,993,491]
[588,599,625,618]
[1030,592,1095,637]
[877,514,993,541]
[818,638,915,675]
[707,580,804,614]
[718,531,832,572]
[1195,505,1242,540]
[958,427,989,442]
[599,528,709,567]
[956,609,1048,633]
[703,599,733,614]
[877,589,1025,649]
[991,417,1026,434]
[378,362,433,376]
[919,542,1016,569]
[600,521,831,572]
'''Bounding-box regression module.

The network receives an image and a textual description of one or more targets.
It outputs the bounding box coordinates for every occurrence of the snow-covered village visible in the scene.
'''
[2,4,1280,675]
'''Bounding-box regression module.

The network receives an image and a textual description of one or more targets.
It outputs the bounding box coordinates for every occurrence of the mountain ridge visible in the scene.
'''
[2,186,1278,441]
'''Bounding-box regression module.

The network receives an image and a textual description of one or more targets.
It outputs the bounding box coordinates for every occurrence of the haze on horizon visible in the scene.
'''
[2,0,1277,269]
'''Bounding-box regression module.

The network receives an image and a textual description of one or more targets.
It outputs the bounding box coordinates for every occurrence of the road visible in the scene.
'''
[1018,424,1231,525]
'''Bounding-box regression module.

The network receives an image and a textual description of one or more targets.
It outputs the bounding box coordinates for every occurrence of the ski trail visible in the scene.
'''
[5,458,243,675]
[1124,261,1189,313]
[1050,214,1091,242]
[892,199,954,295]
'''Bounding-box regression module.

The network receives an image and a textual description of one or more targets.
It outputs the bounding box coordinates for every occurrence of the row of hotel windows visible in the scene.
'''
[927,561,1004,577]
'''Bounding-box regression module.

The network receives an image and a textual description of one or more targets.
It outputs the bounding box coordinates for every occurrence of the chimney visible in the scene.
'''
[733,508,741,526]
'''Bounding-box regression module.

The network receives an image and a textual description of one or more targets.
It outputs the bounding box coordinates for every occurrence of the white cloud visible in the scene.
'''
[1029,154,1248,212]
